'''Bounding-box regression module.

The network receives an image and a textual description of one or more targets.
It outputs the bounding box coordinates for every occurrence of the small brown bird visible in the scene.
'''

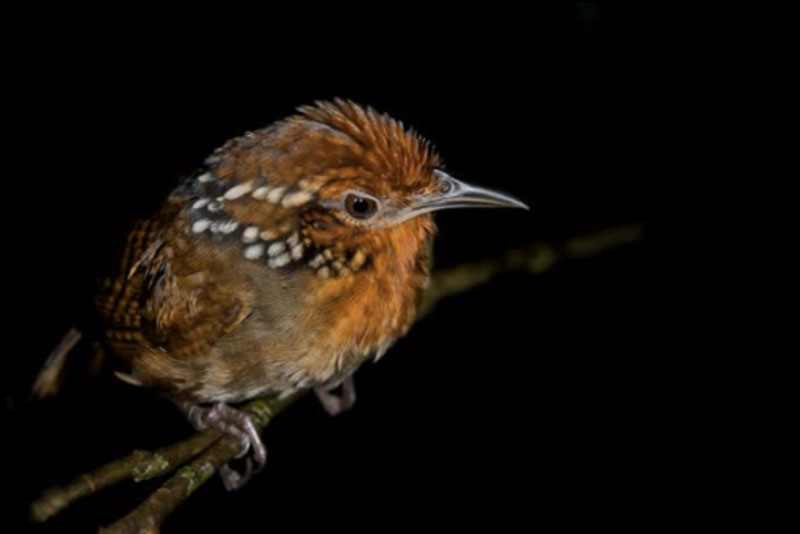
[84,100,526,488]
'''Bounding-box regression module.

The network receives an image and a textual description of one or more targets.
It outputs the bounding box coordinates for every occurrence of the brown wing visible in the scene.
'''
[96,202,252,387]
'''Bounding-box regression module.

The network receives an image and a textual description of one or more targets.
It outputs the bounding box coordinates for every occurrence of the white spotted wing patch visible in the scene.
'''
[183,171,304,268]
[183,168,368,275]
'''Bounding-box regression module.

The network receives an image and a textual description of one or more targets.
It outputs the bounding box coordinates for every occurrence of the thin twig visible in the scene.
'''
[99,395,299,534]
[421,223,643,315]
[30,429,221,523]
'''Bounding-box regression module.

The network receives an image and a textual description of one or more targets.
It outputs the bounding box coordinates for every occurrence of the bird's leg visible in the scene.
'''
[183,402,267,491]
[314,375,356,416]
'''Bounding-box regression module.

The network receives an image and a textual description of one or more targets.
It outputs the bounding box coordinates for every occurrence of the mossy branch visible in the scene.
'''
[30,223,642,534]
[30,428,221,524]
[98,395,298,534]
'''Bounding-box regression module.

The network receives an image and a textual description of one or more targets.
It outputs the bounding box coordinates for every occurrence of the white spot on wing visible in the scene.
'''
[298,178,322,192]
[219,220,239,233]
[266,187,285,204]
[251,186,272,199]
[291,244,304,260]
[242,226,259,243]
[192,219,210,233]
[244,244,265,259]
[268,242,286,257]
[192,198,210,210]
[309,254,325,269]
[268,253,291,268]
[197,172,214,183]
[281,190,313,208]
[224,181,254,200]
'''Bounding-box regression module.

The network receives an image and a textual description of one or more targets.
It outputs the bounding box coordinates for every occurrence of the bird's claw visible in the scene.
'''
[314,375,356,416]
[186,402,266,490]
[219,459,255,491]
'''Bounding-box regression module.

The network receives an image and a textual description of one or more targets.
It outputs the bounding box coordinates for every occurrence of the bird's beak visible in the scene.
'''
[410,170,529,215]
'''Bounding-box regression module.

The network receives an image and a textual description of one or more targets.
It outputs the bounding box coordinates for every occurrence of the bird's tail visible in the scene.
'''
[31,328,106,399]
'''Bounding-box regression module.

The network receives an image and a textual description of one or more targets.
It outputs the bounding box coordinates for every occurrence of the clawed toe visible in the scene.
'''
[220,458,254,491]
[183,401,267,490]
[314,375,356,416]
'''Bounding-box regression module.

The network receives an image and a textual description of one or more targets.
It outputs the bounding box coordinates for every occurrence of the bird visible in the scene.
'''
[58,99,527,489]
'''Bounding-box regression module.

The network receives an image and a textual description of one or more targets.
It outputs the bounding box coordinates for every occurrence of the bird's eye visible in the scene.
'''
[344,193,379,220]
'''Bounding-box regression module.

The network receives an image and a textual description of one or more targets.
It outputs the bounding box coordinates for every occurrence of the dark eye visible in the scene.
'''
[344,193,379,219]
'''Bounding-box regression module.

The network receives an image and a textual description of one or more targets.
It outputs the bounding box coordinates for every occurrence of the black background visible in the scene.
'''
[4,3,660,531]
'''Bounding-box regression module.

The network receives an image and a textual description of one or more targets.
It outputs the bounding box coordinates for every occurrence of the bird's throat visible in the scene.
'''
[305,215,435,363]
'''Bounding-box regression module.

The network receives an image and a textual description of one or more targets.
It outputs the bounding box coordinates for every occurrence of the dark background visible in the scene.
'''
[4,2,660,531]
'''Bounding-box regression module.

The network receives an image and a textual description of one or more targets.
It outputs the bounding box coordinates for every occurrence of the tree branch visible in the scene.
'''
[98,395,299,534]
[30,429,221,524]
[30,223,642,533]
[420,223,642,316]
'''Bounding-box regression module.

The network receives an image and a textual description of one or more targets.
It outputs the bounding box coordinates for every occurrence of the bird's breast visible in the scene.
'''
[192,220,434,402]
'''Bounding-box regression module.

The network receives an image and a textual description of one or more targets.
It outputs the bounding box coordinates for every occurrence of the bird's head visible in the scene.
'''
[182,99,527,278]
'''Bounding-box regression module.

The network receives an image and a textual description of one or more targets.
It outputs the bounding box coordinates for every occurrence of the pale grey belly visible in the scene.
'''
[190,307,385,403]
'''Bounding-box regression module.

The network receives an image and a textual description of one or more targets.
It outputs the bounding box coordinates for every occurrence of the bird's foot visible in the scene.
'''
[185,402,266,490]
[314,375,356,416]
